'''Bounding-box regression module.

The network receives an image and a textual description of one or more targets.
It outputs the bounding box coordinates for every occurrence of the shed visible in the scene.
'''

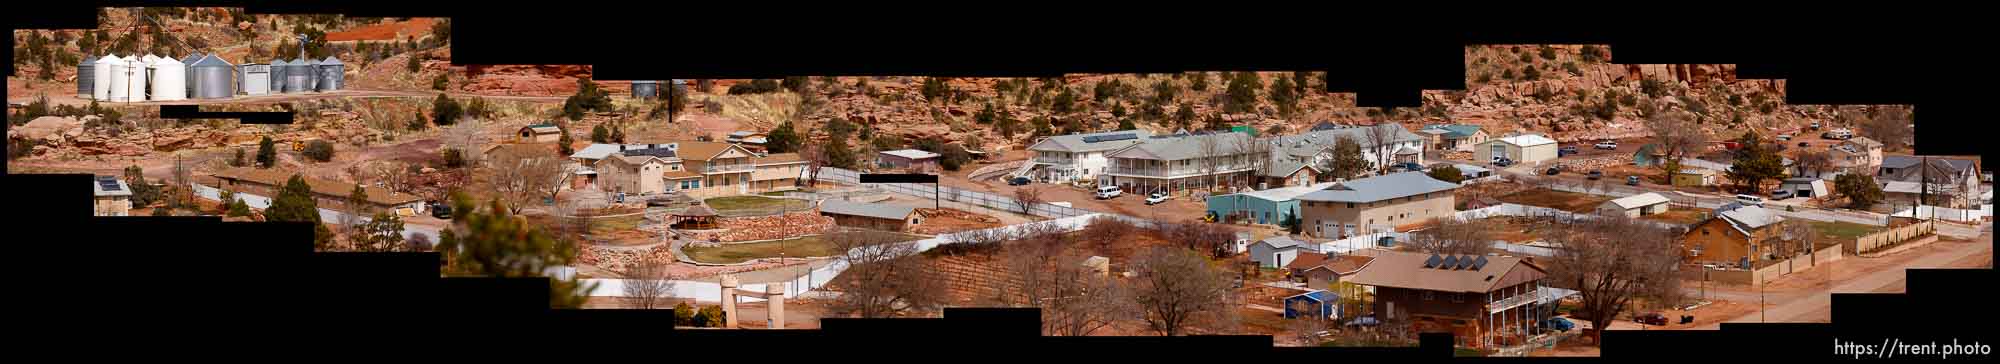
[632,80,658,99]
[1205,182,1333,225]
[268,59,288,92]
[240,63,270,95]
[1672,168,1719,187]
[877,149,941,170]
[518,123,563,143]
[1596,192,1671,218]
[1248,235,1319,268]
[77,56,96,98]
[1475,134,1559,165]
[191,55,236,99]
[1778,177,1830,198]
[819,200,923,232]
[147,56,187,101]
[1283,290,1341,320]
[1233,232,1254,254]
[317,56,344,91]
[91,55,117,100]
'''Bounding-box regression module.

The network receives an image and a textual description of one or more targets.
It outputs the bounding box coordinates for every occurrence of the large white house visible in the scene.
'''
[1024,129,1154,183]
[1267,124,1426,178]
[1101,131,1264,195]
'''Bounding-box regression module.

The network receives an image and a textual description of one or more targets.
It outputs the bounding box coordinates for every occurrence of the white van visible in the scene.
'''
[1094,185,1123,199]
[1733,194,1765,206]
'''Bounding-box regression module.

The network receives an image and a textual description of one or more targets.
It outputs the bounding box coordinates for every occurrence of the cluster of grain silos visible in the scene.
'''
[77,53,345,101]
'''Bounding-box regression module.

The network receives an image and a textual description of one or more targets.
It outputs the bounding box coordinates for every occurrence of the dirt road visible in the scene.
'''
[1685,231,1990,328]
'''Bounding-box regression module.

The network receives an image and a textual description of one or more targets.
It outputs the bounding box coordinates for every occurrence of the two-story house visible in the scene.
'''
[587,142,807,198]
[1297,172,1460,239]
[1101,132,1263,195]
[1418,124,1488,152]
[1267,124,1428,180]
[1345,250,1553,349]
[1827,137,1884,177]
[1681,204,1787,267]
[1876,156,1983,208]
[1024,129,1153,183]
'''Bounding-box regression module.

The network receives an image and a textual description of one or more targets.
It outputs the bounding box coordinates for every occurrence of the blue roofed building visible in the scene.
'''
[1419,124,1488,152]
[1283,290,1341,320]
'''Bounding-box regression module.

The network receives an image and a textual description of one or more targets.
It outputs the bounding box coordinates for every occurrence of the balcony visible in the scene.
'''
[1105,165,1255,178]
[1034,157,1075,165]
[703,164,754,174]
[1486,291,1536,314]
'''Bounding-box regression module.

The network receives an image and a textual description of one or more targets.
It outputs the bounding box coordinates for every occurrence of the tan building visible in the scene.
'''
[517,124,563,143]
[204,167,428,215]
[1829,137,1884,176]
[1474,134,1558,165]
[1298,172,1460,239]
[1596,192,1671,218]
[1102,132,1264,195]
[1345,250,1556,349]
[1682,205,1786,268]
[581,142,805,198]
[94,176,134,216]
[819,200,924,232]
[1672,168,1719,187]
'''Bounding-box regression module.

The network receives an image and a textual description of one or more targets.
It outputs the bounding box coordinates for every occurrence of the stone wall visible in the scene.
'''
[678,210,836,243]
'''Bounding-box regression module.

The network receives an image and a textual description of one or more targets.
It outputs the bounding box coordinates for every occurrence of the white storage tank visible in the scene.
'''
[108,56,147,102]
[91,55,116,100]
[149,56,187,101]
[191,54,236,99]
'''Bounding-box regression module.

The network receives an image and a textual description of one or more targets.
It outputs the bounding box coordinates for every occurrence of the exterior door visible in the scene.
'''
[1490,144,1506,162]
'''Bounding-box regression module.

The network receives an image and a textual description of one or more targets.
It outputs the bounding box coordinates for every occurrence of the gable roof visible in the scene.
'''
[1425,124,1483,139]
[880,149,941,160]
[1844,137,1883,149]
[1269,124,1425,154]
[1254,235,1317,251]
[756,153,805,165]
[570,143,655,160]
[1108,132,1257,161]
[1604,192,1671,210]
[1343,250,1544,293]
[1261,160,1316,178]
[1296,254,1376,275]
[1298,172,1460,203]
[1486,134,1557,148]
[520,124,562,135]
[1718,205,1783,235]
[1238,182,1339,202]
[673,141,755,161]
[819,200,918,220]
[1028,129,1155,153]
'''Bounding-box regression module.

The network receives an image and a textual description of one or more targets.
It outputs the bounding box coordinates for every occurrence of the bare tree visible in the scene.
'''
[1644,111,1709,177]
[1776,219,1817,259]
[825,230,946,318]
[1855,108,1913,152]
[619,258,677,309]
[1042,250,1131,336]
[1078,215,1138,251]
[440,120,487,165]
[1131,246,1238,336]
[1013,187,1045,215]
[488,148,563,214]
[1235,135,1274,189]
[1544,215,1684,345]
[1284,299,1336,346]
[368,161,412,194]
[1364,123,1399,176]
[1197,133,1224,192]
[1000,224,1066,308]
[1407,217,1492,255]
[1793,149,1833,178]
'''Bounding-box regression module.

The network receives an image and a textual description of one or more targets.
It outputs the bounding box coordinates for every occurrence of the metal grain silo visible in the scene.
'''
[240,63,270,96]
[192,54,236,99]
[91,55,116,100]
[77,57,95,98]
[107,56,145,102]
[148,56,187,101]
[632,80,658,99]
[300,58,321,92]
[285,58,312,93]
[269,59,288,93]
[317,56,343,91]
[182,53,202,96]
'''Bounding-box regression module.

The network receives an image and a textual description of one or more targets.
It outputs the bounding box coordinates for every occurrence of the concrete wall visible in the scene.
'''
[1689,243,1844,286]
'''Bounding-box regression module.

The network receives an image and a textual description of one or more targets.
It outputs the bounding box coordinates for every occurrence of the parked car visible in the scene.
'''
[1389,162,1425,172]
[1734,194,1766,206]
[1587,170,1603,180]
[1626,175,1641,186]
[1144,192,1170,205]
[1544,317,1575,332]
[1094,185,1123,200]
[1545,167,1562,176]
[1492,157,1514,167]
[1559,146,1580,156]
[1810,121,1822,130]
[1007,176,1031,186]
[1635,312,1670,326]
[1777,134,1792,141]
[1771,189,1793,200]
[429,202,453,219]
[1798,142,1810,148]
[1594,141,1618,150]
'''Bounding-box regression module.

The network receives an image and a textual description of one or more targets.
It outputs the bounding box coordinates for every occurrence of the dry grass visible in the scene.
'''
[1495,188,1614,213]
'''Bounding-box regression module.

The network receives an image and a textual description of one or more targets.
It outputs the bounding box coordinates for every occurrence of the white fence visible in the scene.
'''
[816,167,1101,219]
[581,213,1112,301]
[1459,175,1505,186]
[1318,231,1408,254]
[1452,202,1681,230]
[1893,205,1991,223]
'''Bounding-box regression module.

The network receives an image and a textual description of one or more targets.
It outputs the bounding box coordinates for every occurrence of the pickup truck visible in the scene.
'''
[1594,141,1619,150]
[1145,192,1171,205]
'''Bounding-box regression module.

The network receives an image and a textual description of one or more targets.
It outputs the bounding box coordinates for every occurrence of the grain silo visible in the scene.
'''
[192,54,236,99]
[269,59,289,93]
[77,57,96,98]
[91,55,117,100]
[148,56,187,101]
[301,58,321,92]
[632,80,658,99]
[182,53,202,96]
[108,56,146,102]
[141,54,159,65]
[317,56,343,91]
[285,58,311,93]
[240,62,271,96]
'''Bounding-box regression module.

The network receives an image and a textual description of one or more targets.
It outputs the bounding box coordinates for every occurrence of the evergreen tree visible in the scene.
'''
[255,136,277,168]
[1188,71,1209,91]
[1225,72,1261,114]
[825,136,858,169]
[557,130,575,156]
[432,94,464,126]
[1118,117,1137,131]
[436,195,596,309]
[1318,137,1372,180]
[766,121,802,154]
[1726,131,1785,194]
[591,124,610,143]
[1835,173,1884,209]
[267,174,336,250]
[231,148,247,167]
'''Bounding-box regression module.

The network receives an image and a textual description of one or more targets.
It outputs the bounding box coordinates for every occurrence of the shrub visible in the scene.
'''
[727,79,781,95]
[431,73,449,90]
[442,149,466,168]
[302,140,335,162]
[432,94,463,126]
[1539,46,1558,61]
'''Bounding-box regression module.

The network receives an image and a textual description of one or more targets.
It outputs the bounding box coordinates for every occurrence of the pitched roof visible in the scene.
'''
[1298,172,1460,203]
[756,153,804,165]
[1261,160,1315,178]
[1425,124,1483,139]
[1604,192,1671,210]
[1238,182,1339,202]
[1269,124,1425,153]
[1294,253,1376,275]
[1107,132,1258,161]
[482,143,552,158]
[1486,134,1557,147]
[1881,156,1978,175]
[673,141,753,161]
[819,200,918,220]
[570,143,653,160]
[520,124,562,134]
[210,167,425,206]
[93,176,132,197]
[1343,250,1544,293]
[1718,206,1784,234]
[1254,235,1317,251]
[1845,137,1883,149]
[1028,129,1156,153]
[879,149,941,160]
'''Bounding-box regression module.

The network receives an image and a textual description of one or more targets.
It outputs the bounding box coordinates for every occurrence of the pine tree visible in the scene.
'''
[766,121,801,154]
[435,195,596,309]
[267,174,335,250]
[825,136,857,169]
[255,136,277,168]
[591,124,610,143]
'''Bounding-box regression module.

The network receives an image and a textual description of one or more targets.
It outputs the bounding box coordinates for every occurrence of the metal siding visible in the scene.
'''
[193,63,236,99]
[77,59,94,97]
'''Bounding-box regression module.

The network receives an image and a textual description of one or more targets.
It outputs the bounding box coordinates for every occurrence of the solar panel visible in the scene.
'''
[1423,254,1441,268]
[1457,255,1475,270]
[1100,133,1136,142]
[1472,256,1489,270]
[1081,136,1102,143]
[1440,255,1458,270]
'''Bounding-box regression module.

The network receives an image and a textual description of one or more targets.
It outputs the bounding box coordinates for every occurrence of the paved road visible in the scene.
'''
[1686,228,1991,328]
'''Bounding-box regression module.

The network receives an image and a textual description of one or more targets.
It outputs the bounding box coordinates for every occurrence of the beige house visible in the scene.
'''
[1101,132,1264,195]
[94,176,133,216]
[1474,134,1558,165]
[1298,172,1460,239]
[517,123,563,143]
[1829,137,1884,176]
[583,141,806,198]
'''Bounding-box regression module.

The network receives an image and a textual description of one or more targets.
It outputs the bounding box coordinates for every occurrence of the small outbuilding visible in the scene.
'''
[1596,192,1672,218]
[877,149,941,171]
[819,200,923,232]
[1778,177,1830,199]
[518,123,563,143]
[1282,290,1341,320]
[1248,235,1320,268]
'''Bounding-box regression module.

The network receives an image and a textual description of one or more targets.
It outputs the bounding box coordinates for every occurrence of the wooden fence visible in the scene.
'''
[1851,221,1935,254]
[1686,243,1844,286]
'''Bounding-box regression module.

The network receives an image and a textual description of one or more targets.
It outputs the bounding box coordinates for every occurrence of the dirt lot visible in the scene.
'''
[909,208,1005,235]
[1495,188,1615,213]
[1639,208,1711,226]
[1601,299,1762,331]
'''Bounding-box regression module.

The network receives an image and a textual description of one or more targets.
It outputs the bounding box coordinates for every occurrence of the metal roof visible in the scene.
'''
[1343,250,1544,293]
[1253,235,1315,250]
[1719,206,1783,232]
[320,56,343,65]
[570,143,656,160]
[1237,182,1339,202]
[1487,134,1557,147]
[1424,124,1483,139]
[1604,192,1671,210]
[819,200,918,220]
[1260,160,1315,178]
[1028,129,1156,153]
[1108,132,1256,161]
[879,149,941,160]
[1298,172,1460,203]
[93,176,131,197]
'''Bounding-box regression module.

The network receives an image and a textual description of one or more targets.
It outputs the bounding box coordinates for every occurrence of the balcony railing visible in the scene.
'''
[704,164,754,173]
[1486,291,1536,313]
[1034,157,1074,165]
[1105,165,1254,177]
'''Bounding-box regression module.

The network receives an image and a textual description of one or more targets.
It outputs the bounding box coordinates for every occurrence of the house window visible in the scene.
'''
[1347,202,1355,208]
[1423,291,1434,301]
[1451,292,1464,303]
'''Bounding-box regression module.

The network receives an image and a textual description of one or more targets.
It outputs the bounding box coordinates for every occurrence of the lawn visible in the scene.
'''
[1495,188,1614,213]
[587,214,645,235]
[683,232,923,264]
[1809,221,1882,242]
[703,195,810,214]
